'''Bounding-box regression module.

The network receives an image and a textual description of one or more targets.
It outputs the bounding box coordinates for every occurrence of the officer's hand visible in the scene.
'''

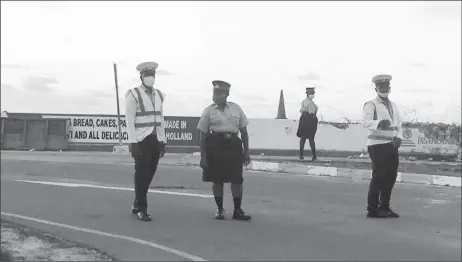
[378,120,392,130]
[392,137,402,149]
[243,151,251,167]
[200,157,209,169]
[131,143,140,158]
[159,143,166,158]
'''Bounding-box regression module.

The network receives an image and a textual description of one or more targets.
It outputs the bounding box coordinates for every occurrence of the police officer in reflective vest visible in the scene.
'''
[197,80,252,221]
[363,74,402,219]
[125,61,167,222]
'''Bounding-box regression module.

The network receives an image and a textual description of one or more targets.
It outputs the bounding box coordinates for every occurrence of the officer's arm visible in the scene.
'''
[299,100,305,114]
[238,107,250,155]
[395,105,404,139]
[159,91,167,144]
[125,91,138,143]
[197,109,210,158]
[363,102,381,130]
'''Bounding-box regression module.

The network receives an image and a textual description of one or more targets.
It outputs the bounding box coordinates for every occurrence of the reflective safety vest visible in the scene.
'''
[365,98,401,146]
[129,86,166,143]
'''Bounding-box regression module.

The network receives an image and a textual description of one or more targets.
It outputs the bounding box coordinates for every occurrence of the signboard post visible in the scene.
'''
[112,63,129,154]
[113,63,122,146]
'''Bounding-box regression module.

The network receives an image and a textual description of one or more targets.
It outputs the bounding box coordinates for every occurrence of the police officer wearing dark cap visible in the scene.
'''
[363,74,403,219]
[197,80,252,221]
[125,61,167,222]
[297,86,319,161]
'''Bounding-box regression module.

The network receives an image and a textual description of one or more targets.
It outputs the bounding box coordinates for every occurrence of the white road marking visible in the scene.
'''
[1,212,207,261]
[14,179,213,198]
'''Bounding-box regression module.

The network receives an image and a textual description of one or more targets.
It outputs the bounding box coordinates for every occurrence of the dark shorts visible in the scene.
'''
[202,133,244,184]
[297,113,318,139]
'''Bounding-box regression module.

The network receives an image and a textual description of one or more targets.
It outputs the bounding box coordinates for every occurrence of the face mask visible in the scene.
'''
[308,95,315,100]
[143,76,155,87]
[377,90,390,98]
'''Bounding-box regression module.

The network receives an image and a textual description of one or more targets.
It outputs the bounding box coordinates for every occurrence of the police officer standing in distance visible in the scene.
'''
[197,80,252,221]
[297,86,318,161]
[363,74,403,219]
[125,61,167,222]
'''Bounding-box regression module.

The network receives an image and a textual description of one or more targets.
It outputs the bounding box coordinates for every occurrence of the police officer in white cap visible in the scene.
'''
[125,61,167,221]
[363,74,403,219]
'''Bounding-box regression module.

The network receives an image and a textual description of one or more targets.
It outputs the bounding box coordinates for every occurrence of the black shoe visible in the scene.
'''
[381,206,400,218]
[312,156,318,161]
[232,209,252,221]
[136,211,152,222]
[132,205,139,215]
[367,209,389,218]
[299,156,304,160]
[215,209,225,220]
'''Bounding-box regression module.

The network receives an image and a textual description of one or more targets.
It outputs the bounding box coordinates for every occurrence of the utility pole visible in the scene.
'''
[113,63,122,145]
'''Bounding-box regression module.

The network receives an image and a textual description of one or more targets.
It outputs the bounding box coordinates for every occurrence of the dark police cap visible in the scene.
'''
[372,74,392,85]
[212,80,231,91]
[305,87,315,94]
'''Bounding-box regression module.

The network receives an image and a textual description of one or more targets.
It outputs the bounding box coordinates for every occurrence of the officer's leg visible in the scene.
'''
[308,137,317,160]
[212,182,224,208]
[133,153,142,211]
[379,146,400,217]
[142,137,161,210]
[299,138,306,159]
[367,144,388,217]
[212,182,225,219]
[231,183,243,209]
[231,183,251,221]
[133,139,152,220]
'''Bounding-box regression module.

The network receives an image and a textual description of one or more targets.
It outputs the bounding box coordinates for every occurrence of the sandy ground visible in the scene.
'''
[1,219,115,261]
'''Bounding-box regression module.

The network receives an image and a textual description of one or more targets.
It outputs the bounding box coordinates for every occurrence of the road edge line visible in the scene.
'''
[1,212,208,262]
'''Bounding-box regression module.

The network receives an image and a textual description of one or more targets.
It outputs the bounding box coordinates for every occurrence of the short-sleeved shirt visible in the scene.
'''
[197,102,248,133]
[300,98,318,115]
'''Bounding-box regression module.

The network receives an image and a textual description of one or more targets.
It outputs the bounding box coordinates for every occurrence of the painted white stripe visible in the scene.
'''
[14,180,213,198]
[1,212,207,262]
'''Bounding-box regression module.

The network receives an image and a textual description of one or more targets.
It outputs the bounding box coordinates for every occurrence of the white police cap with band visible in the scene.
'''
[136,61,159,73]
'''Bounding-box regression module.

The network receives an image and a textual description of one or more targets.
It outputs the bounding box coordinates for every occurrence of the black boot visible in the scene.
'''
[233,209,252,221]
[232,198,251,221]
[380,206,400,218]
[214,196,225,220]
[367,208,389,218]
[132,205,139,215]
[136,211,152,222]
[215,209,225,220]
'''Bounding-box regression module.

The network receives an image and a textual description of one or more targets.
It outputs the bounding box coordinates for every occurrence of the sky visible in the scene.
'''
[1,1,461,123]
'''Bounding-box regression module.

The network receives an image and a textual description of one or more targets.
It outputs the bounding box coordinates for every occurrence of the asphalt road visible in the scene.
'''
[1,157,461,261]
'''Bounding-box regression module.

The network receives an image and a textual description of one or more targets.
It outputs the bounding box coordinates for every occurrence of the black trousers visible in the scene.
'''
[367,142,399,211]
[133,134,161,212]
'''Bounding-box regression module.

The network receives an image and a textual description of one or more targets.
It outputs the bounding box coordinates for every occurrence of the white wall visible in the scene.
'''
[247,119,460,155]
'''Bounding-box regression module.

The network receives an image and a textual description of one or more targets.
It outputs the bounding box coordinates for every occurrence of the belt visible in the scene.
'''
[210,131,238,139]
